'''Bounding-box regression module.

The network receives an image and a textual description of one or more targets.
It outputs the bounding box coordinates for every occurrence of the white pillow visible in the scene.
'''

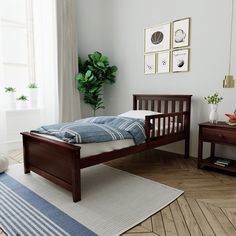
[118,110,161,120]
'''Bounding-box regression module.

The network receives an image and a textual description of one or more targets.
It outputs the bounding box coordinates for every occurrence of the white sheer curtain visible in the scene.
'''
[57,0,81,122]
[33,0,59,125]
[0,7,7,155]
[0,79,7,155]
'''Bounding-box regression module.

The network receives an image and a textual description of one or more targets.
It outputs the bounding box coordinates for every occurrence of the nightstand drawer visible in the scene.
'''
[202,128,236,144]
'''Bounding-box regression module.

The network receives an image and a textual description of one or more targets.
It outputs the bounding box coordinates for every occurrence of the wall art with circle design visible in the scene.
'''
[144,23,171,53]
[172,49,190,72]
[173,18,190,48]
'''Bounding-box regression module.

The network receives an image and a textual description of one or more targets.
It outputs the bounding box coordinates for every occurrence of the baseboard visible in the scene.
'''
[8,140,22,150]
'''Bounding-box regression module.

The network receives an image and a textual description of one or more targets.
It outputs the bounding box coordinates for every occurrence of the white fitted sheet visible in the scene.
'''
[32,121,180,158]
[32,133,135,158]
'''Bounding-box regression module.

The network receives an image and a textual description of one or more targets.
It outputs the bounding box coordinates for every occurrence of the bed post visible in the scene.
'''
[133,95,137,110]
[22,135,30,174]
[71,151,81,202]
[184,96,192,159]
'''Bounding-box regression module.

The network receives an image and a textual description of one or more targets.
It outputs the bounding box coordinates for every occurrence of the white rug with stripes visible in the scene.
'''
[2,164,183,235]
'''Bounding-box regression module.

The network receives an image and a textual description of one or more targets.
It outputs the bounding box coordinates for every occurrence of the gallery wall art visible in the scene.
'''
[144,23,171,53]
[144,53,156,74]
[172,49,189,72]
[144,17,191,75]
[173,18,190,48]
[157,51,170,73]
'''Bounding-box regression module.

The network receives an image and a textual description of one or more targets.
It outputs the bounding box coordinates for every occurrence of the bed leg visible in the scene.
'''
[71,152,81,202]
[184,138,190,159]
[72,174,81,202]
[22,135,31,174]
[24,168,30,174]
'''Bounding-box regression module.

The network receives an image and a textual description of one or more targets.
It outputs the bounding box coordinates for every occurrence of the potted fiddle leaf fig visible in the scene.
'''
[75,51,117,116]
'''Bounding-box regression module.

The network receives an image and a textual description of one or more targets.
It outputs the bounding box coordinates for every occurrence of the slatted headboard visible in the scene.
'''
[133,94,192,143]
[133,94,192,114]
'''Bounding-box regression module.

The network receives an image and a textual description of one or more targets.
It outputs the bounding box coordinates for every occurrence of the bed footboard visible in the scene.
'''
[21,132,81,202]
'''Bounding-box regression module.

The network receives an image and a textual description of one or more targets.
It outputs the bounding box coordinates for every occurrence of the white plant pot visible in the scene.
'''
[29,89,38,108]
[209,104,218,124]
[6,93,16,109]
[18,100,28,109]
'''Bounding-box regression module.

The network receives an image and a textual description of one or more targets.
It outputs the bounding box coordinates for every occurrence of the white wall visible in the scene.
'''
[77,0,236,158]
[77,0,111,117]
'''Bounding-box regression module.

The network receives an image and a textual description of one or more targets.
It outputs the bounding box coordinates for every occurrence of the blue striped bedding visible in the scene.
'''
[32,116,146,145]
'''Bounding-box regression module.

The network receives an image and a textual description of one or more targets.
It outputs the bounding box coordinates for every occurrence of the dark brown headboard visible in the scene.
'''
[133,94,192,114]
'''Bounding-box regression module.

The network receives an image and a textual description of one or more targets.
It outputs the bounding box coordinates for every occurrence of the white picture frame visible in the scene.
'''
[157,51,170,73]
[172,49,190,72]
[144,53,156,74]
[173,18,190,48]
[144,23,171,53]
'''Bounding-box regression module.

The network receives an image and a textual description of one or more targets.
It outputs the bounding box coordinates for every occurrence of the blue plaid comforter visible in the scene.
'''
[32,116,146,145]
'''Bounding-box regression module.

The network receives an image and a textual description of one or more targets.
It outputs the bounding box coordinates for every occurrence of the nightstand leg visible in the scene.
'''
[198,140,203,169]
[210,143,215,158]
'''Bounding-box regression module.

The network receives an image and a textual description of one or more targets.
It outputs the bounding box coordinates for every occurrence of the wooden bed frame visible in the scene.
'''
[21,94,192,202]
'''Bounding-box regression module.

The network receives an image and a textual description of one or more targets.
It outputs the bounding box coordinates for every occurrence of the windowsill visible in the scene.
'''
[2,108,41,112]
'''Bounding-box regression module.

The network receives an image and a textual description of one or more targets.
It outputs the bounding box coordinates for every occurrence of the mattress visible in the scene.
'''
[32,121,180,158]
[32,133,135,158]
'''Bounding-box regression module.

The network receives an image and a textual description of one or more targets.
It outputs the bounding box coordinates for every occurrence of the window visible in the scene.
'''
[0,0,58,153]
[0,0,35,94]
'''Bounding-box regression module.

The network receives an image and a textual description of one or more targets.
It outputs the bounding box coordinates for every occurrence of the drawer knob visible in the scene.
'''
[218,134,224,138]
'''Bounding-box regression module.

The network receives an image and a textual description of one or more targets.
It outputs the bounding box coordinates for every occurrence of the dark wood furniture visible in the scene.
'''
[21,94,192,202]
[198,121,236,174]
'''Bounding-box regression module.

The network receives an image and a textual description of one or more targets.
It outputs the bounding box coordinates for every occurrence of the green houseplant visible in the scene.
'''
[75,51,117,116]
[204,92,223,104]
[28,83,38,88]
[28,83,39,107]
[4,87,16,109]
[17,95,28,101]
[17,95,28,109]
[4,87,16,93]
[204,92,223,124]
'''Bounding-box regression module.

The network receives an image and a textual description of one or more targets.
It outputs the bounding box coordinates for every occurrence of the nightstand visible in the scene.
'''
[198,121,236,174]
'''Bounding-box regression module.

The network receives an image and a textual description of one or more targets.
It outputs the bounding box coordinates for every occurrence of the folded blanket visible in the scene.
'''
[32,116,146,145]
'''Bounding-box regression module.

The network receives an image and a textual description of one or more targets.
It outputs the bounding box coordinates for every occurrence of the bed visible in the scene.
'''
[21,94,192,202]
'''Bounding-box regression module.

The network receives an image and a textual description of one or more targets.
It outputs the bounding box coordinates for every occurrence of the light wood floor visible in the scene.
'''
[5,149,236,236]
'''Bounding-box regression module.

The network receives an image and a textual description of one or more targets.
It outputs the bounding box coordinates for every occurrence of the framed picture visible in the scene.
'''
[157,51,170,73]
[144,53,156,74]
[173,18,190,48]
[144,23,171,53]
[172,49,190,72]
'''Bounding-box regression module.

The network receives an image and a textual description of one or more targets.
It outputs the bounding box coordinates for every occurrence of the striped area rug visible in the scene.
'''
[1,164,183,236]
[0,173,96,236]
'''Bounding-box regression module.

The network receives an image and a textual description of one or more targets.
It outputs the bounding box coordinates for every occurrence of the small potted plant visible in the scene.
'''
[17,95,28,109]
[4,87,16,109]
[204,92,223,123]
[28,83,38,107]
